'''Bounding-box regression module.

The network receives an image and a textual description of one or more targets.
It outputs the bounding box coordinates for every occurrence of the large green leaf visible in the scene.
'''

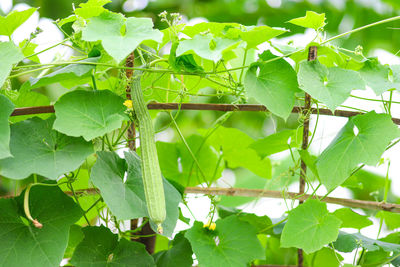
[298,60,365,111]
[244,53,299,119]
[0,8,37,36]
[249,128,302,158]
[288,11,326,30]
[185,216,264,267]
[0,117,93,180]
[82,11,162,63]
[316,111,400,191]
[157,135,224,187]
[27,58,99,89]
[280,199,342,254]
[334,231,400,253]
[71,226,155,267]
[359,58,400,95]
[0,42,24,88]
[53,89,127,141]
[0,185,82,267]
[176,34,239,62]
[153,232,193,267]
[333,208,372,230]
[0,95,14,159]
[204,126,271,178]
[90,151,181,236]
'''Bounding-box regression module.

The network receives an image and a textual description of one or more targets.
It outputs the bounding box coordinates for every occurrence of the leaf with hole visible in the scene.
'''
[298,60,365,111]
[316,111,400,191]
[82,11,163,63]
[244,52,299,119]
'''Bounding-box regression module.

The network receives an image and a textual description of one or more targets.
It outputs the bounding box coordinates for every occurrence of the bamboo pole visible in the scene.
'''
[10,104,400,125]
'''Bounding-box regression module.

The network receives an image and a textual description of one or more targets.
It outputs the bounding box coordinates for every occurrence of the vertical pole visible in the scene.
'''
[297,45,318,267]
[126,52,156,254]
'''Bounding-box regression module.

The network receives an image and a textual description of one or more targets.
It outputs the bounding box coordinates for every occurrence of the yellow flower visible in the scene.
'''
[124,100,133,109]
[203,221,216,231]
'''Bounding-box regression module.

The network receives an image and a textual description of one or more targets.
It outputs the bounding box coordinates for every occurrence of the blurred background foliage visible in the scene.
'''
[8,0,400,54]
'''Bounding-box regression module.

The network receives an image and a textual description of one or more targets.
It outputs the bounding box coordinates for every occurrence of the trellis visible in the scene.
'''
[5,47,400,267]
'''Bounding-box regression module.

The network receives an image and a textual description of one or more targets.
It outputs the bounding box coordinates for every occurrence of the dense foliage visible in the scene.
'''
[1,1,400,266]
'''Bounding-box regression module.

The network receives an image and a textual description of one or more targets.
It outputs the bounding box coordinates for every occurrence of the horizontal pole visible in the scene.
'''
[3,187,390,213]
[184,187,400,213]
[10,103,400,125]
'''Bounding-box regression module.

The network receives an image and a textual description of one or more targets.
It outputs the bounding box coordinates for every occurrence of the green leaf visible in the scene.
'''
[0,185,82,267]
[185,216,264,267]
[157,135,224,187]
[0,117,93,179]
[263,235,297,265]
[280,199,342,254]
[176,33,239,62]
[297,150,319,179]
[226,25,287,49]
[19,40,40,63]
[333,208,372,230]
[288,11,326,30]
[182,22,241,37]
[376,211,400,230]
[217,206,273,234]
[244,52,299,119]
[316,111,400,191]
[90,151,181,236]
[82,11,163,63]
[0,94,14,159]
[0,8,37,36]
[27,58,99,89]
[298,60,365,111]
[153,232,193,267]
[334,232,400,253]
[71,226,155,267]
[0,42,24,88]
[75,0,111,19]
[204,126,271,178]
[64,225,84,258]
[249,128,302,158]
[304,247,343,267]
[53,89,127,141]
[359,58,400,95]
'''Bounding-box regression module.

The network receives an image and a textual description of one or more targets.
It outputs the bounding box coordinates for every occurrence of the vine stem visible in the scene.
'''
[321,15,400,44]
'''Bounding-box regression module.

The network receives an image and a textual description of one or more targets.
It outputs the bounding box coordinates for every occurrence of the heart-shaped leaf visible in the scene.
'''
[0,185,82,267]
[0,94,14,159]
[90,151,181,236]
[0,116,93,179]
[53,89,127,141]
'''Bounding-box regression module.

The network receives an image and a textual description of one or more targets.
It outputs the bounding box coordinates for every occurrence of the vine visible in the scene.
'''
[0,2,400,267]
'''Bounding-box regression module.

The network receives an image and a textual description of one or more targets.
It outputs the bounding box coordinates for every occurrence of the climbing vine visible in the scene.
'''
[1,2,400,266]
